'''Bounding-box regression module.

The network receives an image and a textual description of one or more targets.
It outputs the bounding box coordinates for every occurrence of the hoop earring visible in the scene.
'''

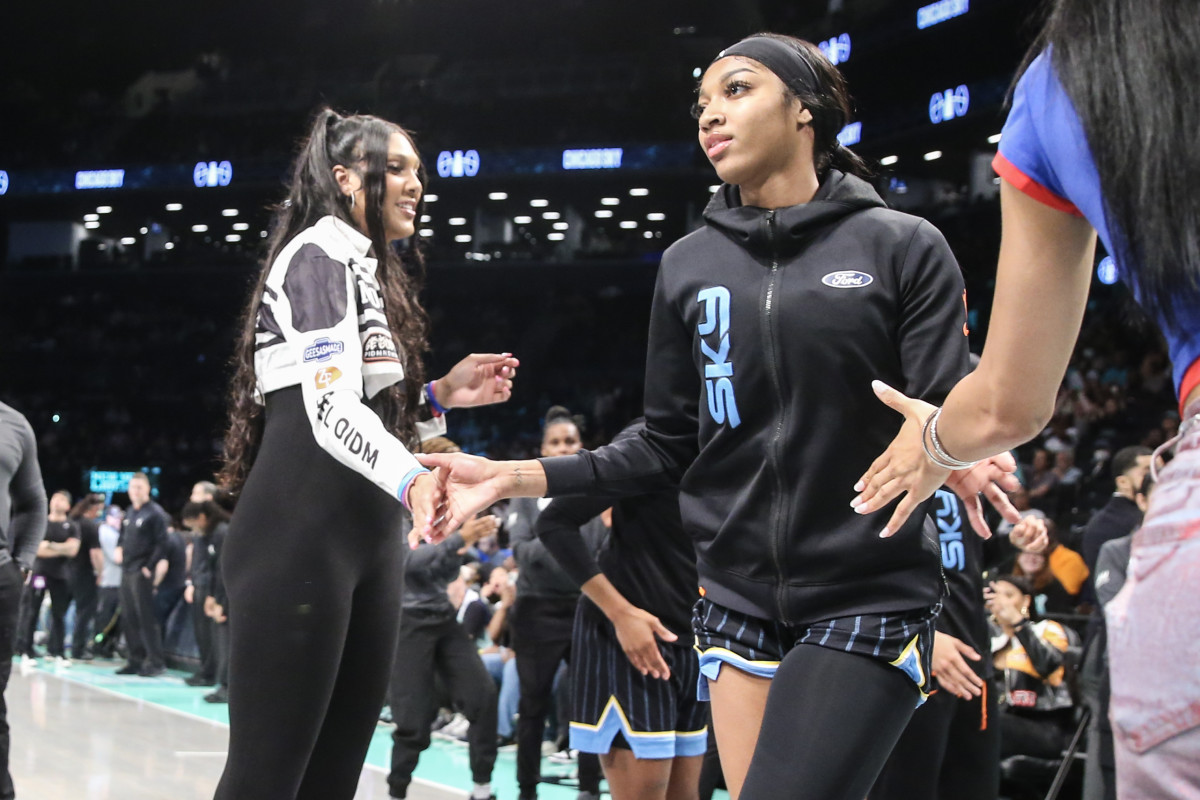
[349,192,357,210]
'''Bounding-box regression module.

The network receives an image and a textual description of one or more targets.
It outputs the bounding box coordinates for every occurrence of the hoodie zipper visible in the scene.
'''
[761,210,791,625]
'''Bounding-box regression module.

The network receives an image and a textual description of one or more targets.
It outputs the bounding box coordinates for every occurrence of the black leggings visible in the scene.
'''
[869,677,1000,800]
[213,388,406,800]
[737,644,919,800]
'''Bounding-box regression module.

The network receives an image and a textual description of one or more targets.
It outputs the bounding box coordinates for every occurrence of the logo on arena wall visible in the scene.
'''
[315,367,343,390]
[929,85,970,124]
[303,338,344,362]
[818,33,851,66]
[193,160,234,188]
[436,150,480,178]
[697,286,741,428]
[0,170,9,195]
[821,271,874,288]
[363,333,400,363]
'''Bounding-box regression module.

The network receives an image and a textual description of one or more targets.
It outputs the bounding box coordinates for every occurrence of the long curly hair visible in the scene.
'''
[217,108,430,495]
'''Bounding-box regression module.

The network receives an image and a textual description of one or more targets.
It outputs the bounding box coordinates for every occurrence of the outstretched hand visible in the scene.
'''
[852,380,1021,538]
[406,472,447,549]
[436,353,519,409]
[414,452,509,540]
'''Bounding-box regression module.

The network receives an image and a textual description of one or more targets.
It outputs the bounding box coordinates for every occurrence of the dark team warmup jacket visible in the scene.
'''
[931,489,991,678]
[536,421,696,637]
[542,170,969,626]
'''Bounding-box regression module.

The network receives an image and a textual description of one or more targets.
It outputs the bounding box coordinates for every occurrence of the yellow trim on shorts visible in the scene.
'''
[693,644,782,669]
[889,634,931,701]
[570,696,683,740]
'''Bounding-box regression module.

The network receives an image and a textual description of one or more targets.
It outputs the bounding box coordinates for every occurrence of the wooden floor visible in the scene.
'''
[6,665,461,800]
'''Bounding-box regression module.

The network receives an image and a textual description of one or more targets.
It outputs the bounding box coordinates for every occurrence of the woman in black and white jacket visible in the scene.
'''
[213,108,517,800]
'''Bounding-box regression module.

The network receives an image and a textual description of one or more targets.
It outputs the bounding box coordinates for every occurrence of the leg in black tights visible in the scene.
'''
[296,556,403,800]
[738,644,918,800]
[214,526,403,799]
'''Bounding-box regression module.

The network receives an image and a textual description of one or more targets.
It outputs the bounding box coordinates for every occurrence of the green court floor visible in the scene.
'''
[23,657,592,799]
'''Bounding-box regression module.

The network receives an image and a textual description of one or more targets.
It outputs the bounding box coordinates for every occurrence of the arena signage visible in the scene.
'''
[1097,257,1119,285]
[87,469,160,496]
[194,160,234,188]
[837,122,862,147]
[818,34,851,66]
[917,0,969,29]
[75,169,125,190]
[929,85,970,124]
[437,150,481,178]
[562,148,624,170]
[0,170,8,195]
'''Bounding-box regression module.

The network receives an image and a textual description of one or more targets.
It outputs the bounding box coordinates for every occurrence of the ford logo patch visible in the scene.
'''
[821,270,874,288]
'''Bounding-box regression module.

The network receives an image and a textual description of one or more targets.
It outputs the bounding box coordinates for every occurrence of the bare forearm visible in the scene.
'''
[496,459,548,499]
[486,605,508,644]
[580,574,634,621]
[935,184,1097,460]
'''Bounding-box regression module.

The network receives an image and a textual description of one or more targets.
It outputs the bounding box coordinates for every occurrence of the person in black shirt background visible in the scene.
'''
[535,420,707,800]
[153,522,188,634]
[506,406,605,800]
[1079,445,1151,604]
[67,492,105,661]
[0,400,48,800]
[18,490,78,664]
[181,500,230,688]
[115,472,169,677]
[203,509,232,705]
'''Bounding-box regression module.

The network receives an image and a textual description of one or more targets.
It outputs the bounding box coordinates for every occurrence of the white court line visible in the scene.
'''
[35,667,462,792]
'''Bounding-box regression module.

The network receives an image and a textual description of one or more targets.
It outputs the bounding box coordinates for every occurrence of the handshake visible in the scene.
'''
[405,453,544,549]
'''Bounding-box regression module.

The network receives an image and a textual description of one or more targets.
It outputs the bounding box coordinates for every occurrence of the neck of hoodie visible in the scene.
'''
[703,169,888,262]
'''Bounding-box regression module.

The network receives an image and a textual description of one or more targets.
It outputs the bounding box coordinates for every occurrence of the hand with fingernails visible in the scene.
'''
[930,631,984,700]
[406,471,449,549]
[851,380,1022,538]
[434,353,519,409]
[1009,514,1050,554]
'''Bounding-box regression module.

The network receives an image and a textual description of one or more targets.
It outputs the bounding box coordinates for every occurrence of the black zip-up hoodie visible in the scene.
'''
[542,170,969,626]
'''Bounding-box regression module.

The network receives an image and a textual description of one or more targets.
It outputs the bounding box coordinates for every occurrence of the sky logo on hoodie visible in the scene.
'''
[934,489,965,571]
[697,286,741,428]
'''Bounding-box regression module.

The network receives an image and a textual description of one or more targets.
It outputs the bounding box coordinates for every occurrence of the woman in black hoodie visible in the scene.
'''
[419,34,1016,800]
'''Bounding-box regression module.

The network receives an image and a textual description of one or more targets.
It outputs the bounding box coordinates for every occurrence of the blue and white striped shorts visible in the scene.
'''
[691,596,939,707]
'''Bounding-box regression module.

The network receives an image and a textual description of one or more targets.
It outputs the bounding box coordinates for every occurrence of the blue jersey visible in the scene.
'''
[994,50,1200,406]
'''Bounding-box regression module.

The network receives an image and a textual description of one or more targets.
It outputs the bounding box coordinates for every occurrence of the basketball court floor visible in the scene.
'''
[7,659,587,800]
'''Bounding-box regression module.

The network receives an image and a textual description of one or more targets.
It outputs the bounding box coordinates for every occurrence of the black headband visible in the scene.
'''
[713,36,820,96]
